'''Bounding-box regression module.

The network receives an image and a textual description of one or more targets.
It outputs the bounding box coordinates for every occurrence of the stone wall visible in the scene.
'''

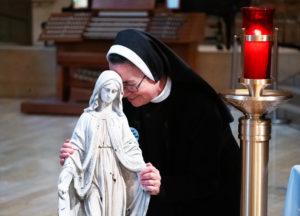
[0,46,56,97]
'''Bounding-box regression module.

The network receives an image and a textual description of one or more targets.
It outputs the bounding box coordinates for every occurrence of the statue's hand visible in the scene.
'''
[58,170,73,200]
[58,183,69,200]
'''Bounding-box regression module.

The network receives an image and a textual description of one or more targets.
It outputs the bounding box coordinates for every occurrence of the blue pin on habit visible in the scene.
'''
[130,127,139,141]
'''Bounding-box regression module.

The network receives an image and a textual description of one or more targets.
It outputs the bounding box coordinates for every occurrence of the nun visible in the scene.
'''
[61,29,241,216]
[58,70,150,216]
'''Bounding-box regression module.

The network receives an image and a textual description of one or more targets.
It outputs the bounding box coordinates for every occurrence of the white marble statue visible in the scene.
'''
[58,70,150,216]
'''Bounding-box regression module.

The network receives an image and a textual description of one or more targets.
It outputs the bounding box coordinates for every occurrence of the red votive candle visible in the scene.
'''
[242,7,275,79]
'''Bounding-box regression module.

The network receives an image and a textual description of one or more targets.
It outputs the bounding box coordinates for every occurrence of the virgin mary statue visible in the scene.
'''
[58,70,150,216]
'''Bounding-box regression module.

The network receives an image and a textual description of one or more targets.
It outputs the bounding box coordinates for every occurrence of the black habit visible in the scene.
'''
[109,29,241,216]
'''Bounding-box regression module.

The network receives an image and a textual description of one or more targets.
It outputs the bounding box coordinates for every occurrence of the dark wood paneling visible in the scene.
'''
[0,0,32,44]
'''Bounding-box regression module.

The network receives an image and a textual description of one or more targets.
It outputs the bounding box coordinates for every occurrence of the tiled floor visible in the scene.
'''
[0,98,299,216]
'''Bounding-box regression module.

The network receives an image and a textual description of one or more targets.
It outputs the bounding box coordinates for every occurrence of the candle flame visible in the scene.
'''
[254,29,261,35]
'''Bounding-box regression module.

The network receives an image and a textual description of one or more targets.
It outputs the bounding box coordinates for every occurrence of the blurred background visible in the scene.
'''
[0,0,299,215]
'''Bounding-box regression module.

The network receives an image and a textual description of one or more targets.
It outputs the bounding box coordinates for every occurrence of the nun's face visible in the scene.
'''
[100,82,118,104]
[109,62,161,107]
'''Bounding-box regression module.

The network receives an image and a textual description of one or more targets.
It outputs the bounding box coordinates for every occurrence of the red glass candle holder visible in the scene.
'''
[242,7,275,79]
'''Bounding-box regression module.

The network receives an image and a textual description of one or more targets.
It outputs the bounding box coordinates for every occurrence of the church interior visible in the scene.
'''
[0,0,300,215]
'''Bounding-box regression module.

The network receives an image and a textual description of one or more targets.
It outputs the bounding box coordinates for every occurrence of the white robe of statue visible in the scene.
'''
[58,70,150,216]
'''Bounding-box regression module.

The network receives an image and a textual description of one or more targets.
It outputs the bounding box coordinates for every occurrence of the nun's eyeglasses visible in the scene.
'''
[123,75,146,92]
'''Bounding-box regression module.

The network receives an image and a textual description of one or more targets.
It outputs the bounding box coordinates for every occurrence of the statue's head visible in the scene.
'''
[87,70,123,116]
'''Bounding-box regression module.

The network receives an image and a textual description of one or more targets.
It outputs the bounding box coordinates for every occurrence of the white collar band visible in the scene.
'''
[107,45,155,81]
[151,77,172,103]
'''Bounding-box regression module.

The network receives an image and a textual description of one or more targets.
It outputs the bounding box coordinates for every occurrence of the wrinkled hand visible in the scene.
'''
[59,139,74,166]
[140,163,161,195]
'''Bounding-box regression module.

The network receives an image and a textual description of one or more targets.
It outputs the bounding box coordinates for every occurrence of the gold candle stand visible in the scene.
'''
[221,78,292,216]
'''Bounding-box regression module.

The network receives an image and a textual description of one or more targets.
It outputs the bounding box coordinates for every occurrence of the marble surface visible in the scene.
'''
[0,99,77,216]
[0,99,299,216]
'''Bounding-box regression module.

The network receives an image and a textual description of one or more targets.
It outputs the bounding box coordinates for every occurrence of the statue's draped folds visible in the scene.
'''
[58,70,150,216]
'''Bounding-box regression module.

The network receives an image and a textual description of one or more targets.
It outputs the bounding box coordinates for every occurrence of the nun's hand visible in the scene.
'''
[59,139,74,166]
[140,163,161,195]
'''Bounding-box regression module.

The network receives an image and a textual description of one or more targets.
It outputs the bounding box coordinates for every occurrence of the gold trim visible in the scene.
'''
[239,78,273,97]
[245,35,273,42]
[220,89,292,117]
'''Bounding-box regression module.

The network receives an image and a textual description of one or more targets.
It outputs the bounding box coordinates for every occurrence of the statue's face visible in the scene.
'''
[100,82,118,104]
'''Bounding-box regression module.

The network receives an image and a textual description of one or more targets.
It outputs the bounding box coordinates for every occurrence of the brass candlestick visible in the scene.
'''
[221,7,293,216]
[221,78,292,216]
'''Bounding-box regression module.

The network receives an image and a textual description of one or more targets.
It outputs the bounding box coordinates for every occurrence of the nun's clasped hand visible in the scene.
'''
[59,139,73,166]
[140,163,161,195]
